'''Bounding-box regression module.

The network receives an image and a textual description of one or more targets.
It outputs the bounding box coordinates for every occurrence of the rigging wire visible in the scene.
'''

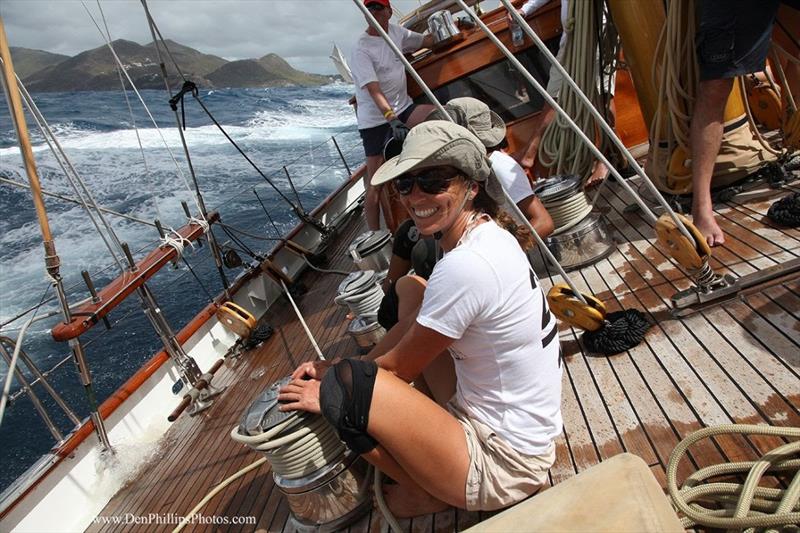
[94,0,161,223]
[0,175,156,227]
[80,1,205,221]
[12,67,127,272]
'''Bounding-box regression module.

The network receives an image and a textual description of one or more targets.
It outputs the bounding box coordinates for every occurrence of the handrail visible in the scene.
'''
[50,212,220,342]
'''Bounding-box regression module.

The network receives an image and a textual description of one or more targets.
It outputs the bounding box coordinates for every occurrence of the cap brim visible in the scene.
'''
[370,154,425,186]
[371,136,450,185]
[483,110,507,147]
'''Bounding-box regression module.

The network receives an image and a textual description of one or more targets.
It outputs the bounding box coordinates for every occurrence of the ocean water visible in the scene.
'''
[0,84,363,492]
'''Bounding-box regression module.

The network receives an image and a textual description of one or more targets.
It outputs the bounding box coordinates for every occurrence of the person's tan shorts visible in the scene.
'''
[448,400,556,511]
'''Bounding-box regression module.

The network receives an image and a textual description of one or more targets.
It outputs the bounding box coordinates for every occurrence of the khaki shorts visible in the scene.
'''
[448,400,556,511]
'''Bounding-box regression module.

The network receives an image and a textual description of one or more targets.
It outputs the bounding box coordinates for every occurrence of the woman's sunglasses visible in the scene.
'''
[366,3,386,11]
[393,169,459,196]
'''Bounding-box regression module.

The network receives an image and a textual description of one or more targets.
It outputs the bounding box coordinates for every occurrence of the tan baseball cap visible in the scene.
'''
[427,97,506,148]
[371,120,504,203]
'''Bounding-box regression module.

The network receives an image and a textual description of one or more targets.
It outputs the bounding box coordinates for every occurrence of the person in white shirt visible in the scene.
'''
[350,0,435,230]
[280,122,562,518]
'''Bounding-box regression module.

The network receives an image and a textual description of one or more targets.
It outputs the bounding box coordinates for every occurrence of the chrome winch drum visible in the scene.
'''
[349,230,392,272]
[545,213,616,271]
[234,377,372,531]
[347,316,386,351]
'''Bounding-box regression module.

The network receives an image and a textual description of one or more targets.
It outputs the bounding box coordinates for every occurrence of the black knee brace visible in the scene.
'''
[319,358,378,454]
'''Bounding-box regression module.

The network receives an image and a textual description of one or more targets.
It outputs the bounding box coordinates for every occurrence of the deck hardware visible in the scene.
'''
[655,213,739,300]
[154,219,165,239]
[216,302,256,339]
[231,376,371,529]
[671,257,800,315]
[168,358,226,421]
[120,242,137,272]
[547,285,607,332]
[81,271,111,330]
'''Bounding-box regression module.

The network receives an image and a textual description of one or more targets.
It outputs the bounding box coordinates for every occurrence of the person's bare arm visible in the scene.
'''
[374,321,454,383]
[517,194,554,239]
[382,254,412,291]
[365,81,395,117]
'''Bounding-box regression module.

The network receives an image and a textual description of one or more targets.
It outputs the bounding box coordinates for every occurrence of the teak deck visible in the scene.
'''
[86,174,800,533]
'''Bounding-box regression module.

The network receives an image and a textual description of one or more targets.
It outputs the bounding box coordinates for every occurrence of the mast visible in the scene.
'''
[0,16,112,450]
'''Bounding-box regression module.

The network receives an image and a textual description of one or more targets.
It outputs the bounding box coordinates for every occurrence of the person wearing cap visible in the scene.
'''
[351,0,435,230]
[280,121,562,517]
[430,97,554,238]
[376,97,554,332]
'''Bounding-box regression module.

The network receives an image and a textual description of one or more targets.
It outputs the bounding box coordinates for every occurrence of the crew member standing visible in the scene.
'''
[351,0,434,230]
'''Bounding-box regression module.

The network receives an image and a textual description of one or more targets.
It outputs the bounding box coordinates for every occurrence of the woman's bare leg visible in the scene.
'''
[363,369,470,515]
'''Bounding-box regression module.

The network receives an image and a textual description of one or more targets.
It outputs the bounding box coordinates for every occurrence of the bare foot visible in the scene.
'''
[692,210,725,247]
[585,161,610,189]
[383,483,449,518]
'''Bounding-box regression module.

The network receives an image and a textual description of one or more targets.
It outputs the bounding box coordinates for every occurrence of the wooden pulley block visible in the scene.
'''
[785,109,800,150]
[747,84,782,130]
[655,213,711,271]
[547,284,607,332]
[216,301,256,338]
[666,145,693,194]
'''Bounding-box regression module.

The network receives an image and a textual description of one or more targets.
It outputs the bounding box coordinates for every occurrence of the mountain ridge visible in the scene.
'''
[10,41,335,92]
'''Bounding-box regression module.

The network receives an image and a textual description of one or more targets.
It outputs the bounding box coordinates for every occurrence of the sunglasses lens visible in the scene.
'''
[394,171,456,196]
[367,4,384,11]
[394,176,414,195]
[417,176,450,194]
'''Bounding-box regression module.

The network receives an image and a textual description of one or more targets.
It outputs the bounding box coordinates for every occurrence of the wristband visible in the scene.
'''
[383,109,396,119]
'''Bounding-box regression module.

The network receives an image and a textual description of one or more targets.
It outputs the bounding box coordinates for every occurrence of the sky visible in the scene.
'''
[0,0,500,75]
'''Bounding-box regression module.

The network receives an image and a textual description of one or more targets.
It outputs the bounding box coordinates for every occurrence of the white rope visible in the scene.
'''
[539,0,607,179]
[80,1,207,222]
[280,279,324,360]
[188,216,210,234]
[500,0,697,243]
[160,229,194,260]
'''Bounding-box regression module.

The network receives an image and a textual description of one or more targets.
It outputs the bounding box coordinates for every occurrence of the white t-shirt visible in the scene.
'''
[417,221,562,455]
[490,151,535,205]
[350,23,424,129]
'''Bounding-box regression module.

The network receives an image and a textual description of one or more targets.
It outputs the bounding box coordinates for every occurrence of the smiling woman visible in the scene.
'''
[278,120,562,518]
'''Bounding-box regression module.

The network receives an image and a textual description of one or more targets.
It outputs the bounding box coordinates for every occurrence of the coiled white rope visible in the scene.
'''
[667,424,800,529]
[230,412,346,479]
[335,280,385,319]
[539,0,610,180]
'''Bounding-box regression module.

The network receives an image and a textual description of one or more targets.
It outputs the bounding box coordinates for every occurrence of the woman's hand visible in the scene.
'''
[278,378,322,414]
[290,359,335,381]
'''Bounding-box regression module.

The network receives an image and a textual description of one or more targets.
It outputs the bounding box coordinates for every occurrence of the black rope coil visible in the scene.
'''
[242,323,274,351]
[582,309,651,356]
[767,192,800,227]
